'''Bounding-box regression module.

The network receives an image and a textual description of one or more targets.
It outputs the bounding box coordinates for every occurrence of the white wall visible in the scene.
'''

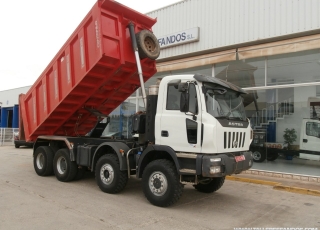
[0,86,31,108]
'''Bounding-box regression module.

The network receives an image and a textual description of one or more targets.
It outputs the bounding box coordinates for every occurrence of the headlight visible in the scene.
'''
[210,166,221,174]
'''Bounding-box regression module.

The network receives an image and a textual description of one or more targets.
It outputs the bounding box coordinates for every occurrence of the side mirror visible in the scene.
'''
[178,83,188,92]
[213,88,227,95]
[180,92,189,112]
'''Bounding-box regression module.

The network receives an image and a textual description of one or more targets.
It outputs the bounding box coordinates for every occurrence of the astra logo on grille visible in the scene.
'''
[228,122,244,127]
[232,140,238,148]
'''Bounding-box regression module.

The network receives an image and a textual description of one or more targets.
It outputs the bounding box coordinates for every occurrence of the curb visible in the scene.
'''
[273,185,320,196]
[226,176,279,186]
[243,169,320,183]
[226,176,320,197]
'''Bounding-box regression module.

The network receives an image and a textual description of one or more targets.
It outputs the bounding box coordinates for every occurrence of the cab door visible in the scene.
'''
[300,120,320,160]
[158,82,202,153]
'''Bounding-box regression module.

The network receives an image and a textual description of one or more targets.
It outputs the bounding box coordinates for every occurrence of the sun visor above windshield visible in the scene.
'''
[193,74,247,94]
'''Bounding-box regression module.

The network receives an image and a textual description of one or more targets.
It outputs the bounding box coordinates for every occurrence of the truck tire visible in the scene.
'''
[252,148,266,162]
[267,152,278,161]
[15,144,20,148]
[95,154,128,194]
[34,146,54,176]
[193,176,225,193]
[142,159,183,207]
[53,148,77,182]
[136,30,160,60]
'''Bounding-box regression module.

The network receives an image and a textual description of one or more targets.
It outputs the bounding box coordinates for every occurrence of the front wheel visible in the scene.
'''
[95,154,128,194]
[194,177,225,193]
[142,159,183,207]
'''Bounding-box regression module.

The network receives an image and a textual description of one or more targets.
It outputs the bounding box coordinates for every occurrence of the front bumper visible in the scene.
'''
[201,151,253,177]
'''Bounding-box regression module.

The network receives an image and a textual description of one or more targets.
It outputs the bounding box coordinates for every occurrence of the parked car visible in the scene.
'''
[14,132,34,148]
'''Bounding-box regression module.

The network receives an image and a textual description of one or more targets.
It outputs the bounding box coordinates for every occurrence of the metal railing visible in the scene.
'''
[251,98,293,129]
[0,128,18,146]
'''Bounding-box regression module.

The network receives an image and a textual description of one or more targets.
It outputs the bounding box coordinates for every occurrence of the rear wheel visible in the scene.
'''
[15,144,20,148]
[142,159,183,207]
[136,30,160,60]
[53,148,77,182]
[95,154,128,194]
[34,146,54,176]
[252,148,266,162]
[194,177,225,193]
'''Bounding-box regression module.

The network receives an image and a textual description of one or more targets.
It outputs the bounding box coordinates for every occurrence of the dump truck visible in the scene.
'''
[19,0,253,207]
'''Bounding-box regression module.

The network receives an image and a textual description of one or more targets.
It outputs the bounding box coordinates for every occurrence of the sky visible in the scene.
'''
[0,0,182,91]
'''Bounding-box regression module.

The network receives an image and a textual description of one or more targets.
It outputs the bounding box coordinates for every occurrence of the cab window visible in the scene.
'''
[166,85,180,110]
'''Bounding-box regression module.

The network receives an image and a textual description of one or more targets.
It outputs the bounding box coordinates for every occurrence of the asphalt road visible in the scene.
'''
[1,146,320,230]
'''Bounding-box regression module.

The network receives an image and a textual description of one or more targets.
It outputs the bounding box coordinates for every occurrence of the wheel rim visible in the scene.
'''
[36,153,44,169]
[57,156,67,174]
[252,151,261,161]
[100,163,114,185]
[144,37,156,53]
[149,171,168,196]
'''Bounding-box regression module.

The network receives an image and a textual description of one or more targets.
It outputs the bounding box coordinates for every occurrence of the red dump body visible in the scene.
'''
[19,0,157,142]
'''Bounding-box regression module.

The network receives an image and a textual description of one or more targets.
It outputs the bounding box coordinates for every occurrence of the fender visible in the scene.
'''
[137,145,180,178]
[91,142,130,171]
[34,136,75,160]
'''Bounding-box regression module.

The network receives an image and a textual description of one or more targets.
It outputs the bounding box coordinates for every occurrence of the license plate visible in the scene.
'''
[235,155,245,162]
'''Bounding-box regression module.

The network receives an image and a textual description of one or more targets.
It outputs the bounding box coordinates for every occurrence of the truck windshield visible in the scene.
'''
[203,83,247,120]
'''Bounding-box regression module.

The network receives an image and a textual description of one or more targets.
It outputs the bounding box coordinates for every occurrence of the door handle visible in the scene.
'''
[161,131,169,137]
[303,139,308,143]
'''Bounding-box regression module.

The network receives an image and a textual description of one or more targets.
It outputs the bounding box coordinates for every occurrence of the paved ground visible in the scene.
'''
[1,146,320,230]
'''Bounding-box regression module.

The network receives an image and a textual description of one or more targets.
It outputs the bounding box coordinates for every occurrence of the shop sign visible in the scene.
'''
[157,27,199,49]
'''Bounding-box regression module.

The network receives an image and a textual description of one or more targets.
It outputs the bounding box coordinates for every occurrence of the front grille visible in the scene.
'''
[223,131,246,149]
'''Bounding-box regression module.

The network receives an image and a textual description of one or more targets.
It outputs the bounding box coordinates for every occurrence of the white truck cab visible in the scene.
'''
[156,74,252,155]
[133,74,253,182]
[300,118,320,161]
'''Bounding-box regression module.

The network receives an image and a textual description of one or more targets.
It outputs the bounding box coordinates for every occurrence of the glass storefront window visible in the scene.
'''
[246,85,320,176]
[210,49,320,176]
[214,59,266,88]
[267,49,320,86]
